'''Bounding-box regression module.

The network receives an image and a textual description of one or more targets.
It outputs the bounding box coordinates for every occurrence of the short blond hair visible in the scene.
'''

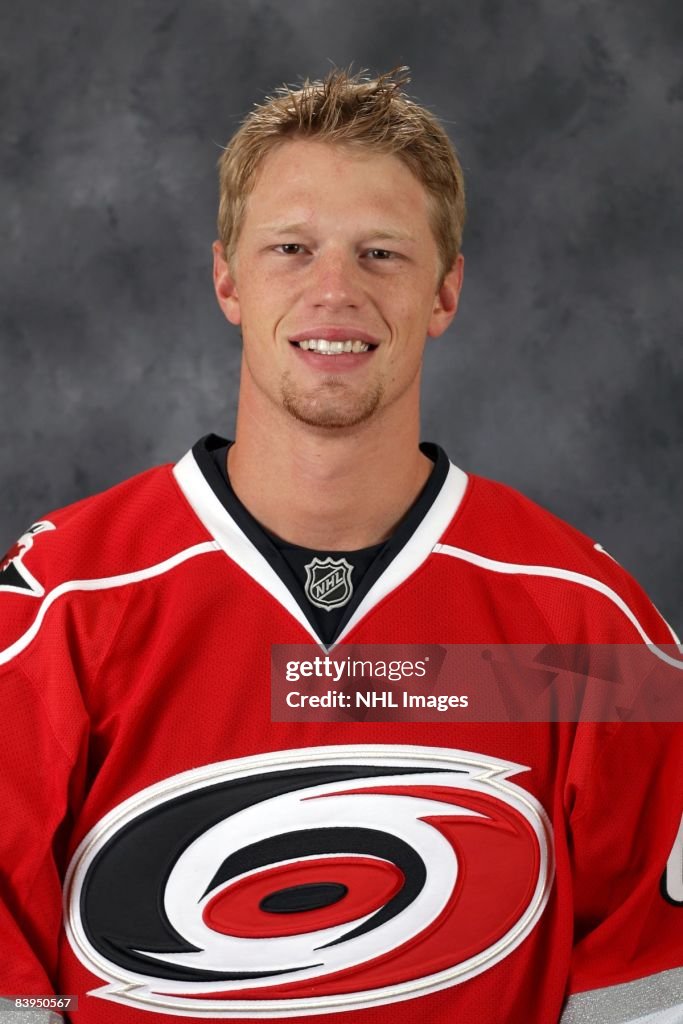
[217,66,466,282]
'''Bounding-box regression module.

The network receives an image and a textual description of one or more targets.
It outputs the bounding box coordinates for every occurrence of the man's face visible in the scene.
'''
[213,138,463,431]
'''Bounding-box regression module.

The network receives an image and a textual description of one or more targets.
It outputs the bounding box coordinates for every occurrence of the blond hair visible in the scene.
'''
[217,66,466,282]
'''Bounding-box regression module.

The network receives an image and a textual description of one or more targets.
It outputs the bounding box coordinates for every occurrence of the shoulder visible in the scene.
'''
[442,472,611,567]
[0,459,214,656]
[436,470,680,646]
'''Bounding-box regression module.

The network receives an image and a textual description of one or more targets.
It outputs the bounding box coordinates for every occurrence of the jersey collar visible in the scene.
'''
[173,435,468,650]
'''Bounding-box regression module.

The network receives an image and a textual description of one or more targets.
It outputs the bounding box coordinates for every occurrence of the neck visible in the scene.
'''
[228,387,432,551]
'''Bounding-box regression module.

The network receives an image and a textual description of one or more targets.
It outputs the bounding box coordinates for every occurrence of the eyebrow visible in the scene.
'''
[257,222,416,243]
[257,223,312,235]
[364,229,416,243]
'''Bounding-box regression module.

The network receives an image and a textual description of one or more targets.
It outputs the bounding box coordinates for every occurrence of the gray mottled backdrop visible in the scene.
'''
[1,0,681,625]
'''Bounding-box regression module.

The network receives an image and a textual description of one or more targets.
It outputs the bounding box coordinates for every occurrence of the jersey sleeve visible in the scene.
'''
[560,716,683,1022]
[559,546,683,1022]
[0,522,93,998]
[0,651,90,997]
[0,469,211,1003]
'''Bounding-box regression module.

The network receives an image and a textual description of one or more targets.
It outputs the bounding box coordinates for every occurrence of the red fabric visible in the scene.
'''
[0,457,680,1023]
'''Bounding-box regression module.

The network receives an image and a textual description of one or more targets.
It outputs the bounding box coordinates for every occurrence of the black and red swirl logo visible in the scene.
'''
[64,745,553,1017]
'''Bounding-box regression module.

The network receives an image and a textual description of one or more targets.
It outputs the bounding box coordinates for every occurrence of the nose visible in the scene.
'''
[306,246,363,310]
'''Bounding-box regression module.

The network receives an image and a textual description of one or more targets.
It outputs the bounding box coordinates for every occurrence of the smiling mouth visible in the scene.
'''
[290,339,376,354]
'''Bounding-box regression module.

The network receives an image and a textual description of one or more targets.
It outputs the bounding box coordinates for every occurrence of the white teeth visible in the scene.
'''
[294,338,371,354]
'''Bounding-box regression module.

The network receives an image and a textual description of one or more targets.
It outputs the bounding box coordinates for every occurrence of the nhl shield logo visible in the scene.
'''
[304,556,354,610]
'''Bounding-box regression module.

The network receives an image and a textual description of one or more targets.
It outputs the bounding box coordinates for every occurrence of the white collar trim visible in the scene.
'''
[173,448,468,652]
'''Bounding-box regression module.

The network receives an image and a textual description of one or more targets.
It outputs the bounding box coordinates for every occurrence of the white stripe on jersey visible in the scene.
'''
[434,543,683,668]
[333,460,469,647]
[174,450,323,643]
[0,542,219,665]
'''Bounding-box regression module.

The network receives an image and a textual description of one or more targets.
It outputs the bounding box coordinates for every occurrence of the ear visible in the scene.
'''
[427,253,464,338]
[212,240,241,326]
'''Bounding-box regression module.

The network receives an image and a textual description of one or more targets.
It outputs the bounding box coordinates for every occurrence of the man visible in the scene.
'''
[0,67,681,1023]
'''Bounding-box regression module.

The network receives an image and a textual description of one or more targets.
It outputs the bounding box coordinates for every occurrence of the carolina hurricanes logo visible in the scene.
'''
[64,745,553,1017]
[0,520,55,595]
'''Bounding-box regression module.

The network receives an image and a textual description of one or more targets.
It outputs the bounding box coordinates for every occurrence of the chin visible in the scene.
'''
[281,384,384,430]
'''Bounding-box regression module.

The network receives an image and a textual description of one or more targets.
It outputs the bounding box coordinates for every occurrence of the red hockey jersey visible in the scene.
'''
[0,437,681,1023]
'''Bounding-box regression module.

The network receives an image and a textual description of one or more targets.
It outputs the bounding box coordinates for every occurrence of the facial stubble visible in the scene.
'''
[280,371,385,429]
